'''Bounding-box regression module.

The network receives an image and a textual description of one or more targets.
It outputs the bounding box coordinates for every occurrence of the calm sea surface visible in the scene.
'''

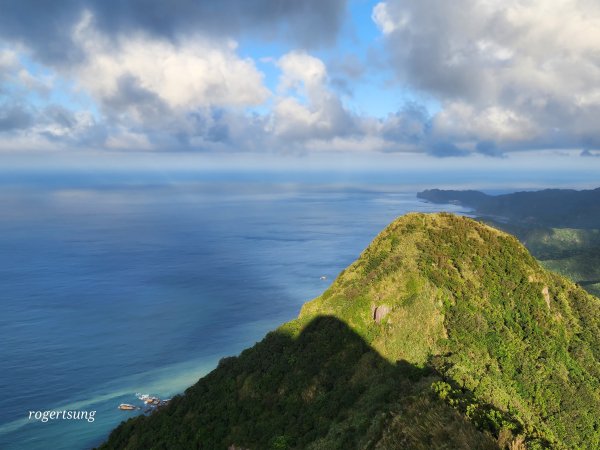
[0,175,507,449]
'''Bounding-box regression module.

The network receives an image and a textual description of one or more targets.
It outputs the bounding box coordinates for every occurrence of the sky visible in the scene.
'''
[1,0,600,169]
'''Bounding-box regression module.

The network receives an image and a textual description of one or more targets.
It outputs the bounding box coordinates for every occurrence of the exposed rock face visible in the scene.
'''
[542,286,550,308]
[373,305,390,323]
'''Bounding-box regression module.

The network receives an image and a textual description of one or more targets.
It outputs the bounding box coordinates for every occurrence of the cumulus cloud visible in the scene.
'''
[277,51,328,95]
[432,102,537,143]
[4,0,599,158]
[37,106,102,142]
[269,51,357,144]
[0,12,272,151]
[0,2,359,153]
[72,13,269,115]
[373,0,600,154]
[376,104,507,158]
[0,51,100,143]
[380,103,428,146]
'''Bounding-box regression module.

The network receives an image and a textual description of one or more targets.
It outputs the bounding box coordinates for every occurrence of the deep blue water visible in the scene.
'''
[0,173,568,449]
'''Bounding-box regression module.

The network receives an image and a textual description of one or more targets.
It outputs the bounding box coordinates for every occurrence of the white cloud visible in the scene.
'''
[277,51,327,94]
[0,49,18,72]
[374,0,600,150]
[433,102,537,143]
[372,2,406,35]
[269,51,356,143]
[0,49,52,94]
[0,9,275,152]
[72,11,270,115]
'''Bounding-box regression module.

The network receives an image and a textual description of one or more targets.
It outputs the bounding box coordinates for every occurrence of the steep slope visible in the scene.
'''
[101,213,600,450]
[417,187,600,296]
[101,316,497,450]
[481,221,600,297]
[296,213,600,448]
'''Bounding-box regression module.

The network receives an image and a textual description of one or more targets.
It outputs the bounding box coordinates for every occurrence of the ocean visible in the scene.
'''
[0,169,591,449]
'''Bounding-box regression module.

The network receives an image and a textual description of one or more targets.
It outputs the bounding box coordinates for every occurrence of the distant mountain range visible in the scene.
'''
[100,214,600,450]
[417,187,600,228]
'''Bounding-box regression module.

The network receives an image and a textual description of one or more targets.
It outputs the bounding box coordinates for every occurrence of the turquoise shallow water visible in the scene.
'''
[0,177,471,449]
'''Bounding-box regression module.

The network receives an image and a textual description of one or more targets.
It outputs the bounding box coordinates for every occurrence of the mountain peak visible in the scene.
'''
[290,212,600,448]
[296,213,537,364]
[102,213,600,450]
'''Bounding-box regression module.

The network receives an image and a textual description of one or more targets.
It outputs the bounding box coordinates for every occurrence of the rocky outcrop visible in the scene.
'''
[373,305,390,323]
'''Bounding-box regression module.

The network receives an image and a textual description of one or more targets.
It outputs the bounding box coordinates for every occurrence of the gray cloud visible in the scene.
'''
[42,105,78,130]
[380,103,429,145]
[0,101,107,149]
[475,140,504,158]
[328,54,368,97]
[427,140,469,158]
[7,0,598,159]
[0,104,33,132]
[187,108,232,144]
[103,74,169,121]
[37,105,106,146]
[89,0,347,47]
[0,1,86,65]
[329,54,366,81]
[581,149,600,158]
[378,104,476,157]
[374,1,534,103]
[0,0,348,65]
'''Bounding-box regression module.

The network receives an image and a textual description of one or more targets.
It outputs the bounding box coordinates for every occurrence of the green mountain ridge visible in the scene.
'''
[416,187,600,297]
[480,223,600,298]
[100,213,600,450]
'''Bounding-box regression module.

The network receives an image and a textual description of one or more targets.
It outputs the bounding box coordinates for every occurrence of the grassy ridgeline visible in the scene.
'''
[484,223,600,298]
[101,214,600,450]
[417,187,600,298]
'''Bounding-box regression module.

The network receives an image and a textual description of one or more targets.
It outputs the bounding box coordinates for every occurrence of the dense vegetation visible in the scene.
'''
[418,188,600,297]
[101,214,600,449]
[100,316,497,450]
[482,223,600,297]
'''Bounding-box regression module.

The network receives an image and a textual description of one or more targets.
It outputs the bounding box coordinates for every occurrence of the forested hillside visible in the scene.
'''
[101,214,600,450]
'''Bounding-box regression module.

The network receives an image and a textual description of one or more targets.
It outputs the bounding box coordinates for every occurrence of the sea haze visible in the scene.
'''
[0,171,536,449]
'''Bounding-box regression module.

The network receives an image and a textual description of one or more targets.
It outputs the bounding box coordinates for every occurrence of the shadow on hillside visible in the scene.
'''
[100,316,500,450]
